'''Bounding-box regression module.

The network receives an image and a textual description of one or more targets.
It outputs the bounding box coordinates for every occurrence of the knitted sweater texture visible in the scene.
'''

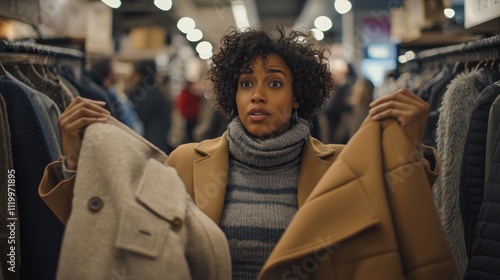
[220,118,309,280]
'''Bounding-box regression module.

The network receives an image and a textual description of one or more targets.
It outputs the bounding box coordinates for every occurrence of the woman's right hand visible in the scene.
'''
[59,97,110,170]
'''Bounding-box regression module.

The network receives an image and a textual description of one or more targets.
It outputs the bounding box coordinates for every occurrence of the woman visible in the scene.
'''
[45,25,431,279]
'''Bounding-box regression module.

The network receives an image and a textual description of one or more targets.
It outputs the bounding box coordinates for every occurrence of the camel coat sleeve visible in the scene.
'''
[38,158,77,224]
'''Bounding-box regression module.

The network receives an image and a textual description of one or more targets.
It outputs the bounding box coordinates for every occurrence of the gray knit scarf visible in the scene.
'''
[220,117,309,280]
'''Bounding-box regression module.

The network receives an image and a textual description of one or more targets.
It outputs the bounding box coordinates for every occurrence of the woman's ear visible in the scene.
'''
[293,99,299,109]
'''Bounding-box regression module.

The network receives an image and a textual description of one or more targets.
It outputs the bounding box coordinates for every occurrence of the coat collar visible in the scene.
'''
[192,132,338,224]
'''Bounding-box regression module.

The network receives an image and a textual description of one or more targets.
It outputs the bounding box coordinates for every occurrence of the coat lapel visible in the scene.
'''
[297,138,341,207]
[192,133,230,224]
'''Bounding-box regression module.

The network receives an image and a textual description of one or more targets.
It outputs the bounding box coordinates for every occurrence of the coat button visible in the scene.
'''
[171,217,182,232]
[88,197,104,212]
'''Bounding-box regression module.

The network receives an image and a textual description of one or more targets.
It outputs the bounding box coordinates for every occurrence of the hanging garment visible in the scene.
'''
[459,82,500,259]
[464,81,500,279]
[422,67,456,147]
[258,117,457,280]
[432,68,498,278]
[0,94,19,280]
[39,117,231,280]
[1,69,62,158]
[14,64,71,112]
[0,79,64,280]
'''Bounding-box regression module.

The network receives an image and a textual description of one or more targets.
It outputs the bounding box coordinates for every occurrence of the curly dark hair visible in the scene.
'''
[208,24,335,121]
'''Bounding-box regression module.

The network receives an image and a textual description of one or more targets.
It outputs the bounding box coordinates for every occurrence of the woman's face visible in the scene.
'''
[236,53,298,138]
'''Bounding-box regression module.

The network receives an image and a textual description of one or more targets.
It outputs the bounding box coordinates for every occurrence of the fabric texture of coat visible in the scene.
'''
[167,117,456,279]
[38,117,231,280]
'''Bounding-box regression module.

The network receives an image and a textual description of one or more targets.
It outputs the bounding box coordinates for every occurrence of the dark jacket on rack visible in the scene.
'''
[459,82,500,260]
[464,81,500,280]
[2,70,62,158]
[0,79,64,280]
[0,95,19,280]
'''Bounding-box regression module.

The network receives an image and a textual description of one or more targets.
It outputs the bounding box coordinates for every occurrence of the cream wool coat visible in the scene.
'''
[39,118,231,280]
[166,117,458,280]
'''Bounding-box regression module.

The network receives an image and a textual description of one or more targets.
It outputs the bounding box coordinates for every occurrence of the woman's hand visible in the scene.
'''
[368,88,430,146]
[59,97,110,170]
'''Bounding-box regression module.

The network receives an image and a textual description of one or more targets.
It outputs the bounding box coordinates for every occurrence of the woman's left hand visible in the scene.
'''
[368,88,430,146]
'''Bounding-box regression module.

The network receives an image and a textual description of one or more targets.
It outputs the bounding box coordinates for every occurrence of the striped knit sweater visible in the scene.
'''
[220,117,309,280]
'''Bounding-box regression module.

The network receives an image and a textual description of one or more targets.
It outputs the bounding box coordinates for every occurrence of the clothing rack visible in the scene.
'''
[403,34,500,70]
[418,34,500,61]
[0,39,85,59]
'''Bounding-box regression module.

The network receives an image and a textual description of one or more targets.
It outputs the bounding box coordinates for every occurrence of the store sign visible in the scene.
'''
[465,0,500,29]
[0,0,40,25]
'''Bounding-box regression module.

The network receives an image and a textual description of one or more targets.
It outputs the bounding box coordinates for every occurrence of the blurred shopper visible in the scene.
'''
[177,81,202,143]
[128,60,173,153]
[322,60,357,143]
[348,77,375,137]
[86,58,144,135]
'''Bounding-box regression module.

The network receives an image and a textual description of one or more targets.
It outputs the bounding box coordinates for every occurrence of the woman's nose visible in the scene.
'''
[251,85,266,103]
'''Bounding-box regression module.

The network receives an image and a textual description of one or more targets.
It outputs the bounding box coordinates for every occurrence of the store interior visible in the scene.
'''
[1,0,500,279]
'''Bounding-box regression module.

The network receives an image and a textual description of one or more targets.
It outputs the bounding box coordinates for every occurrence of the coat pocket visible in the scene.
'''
[115,202,170,258]
[115,158,187,258]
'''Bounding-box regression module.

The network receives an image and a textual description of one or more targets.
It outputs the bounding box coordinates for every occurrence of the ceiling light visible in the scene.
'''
[177,17,196,34]
[444,8,455,18]
[154,0,172,11]
[101,0,121,9]
[186,29,203,42]
[311,28,324,41]
[404,50,416,60]
[196,41,213,54]
[231,0,250,31]
[398,55,408,64]
[314,16,333,32]
[335,0,352,14]
[199,52,213,60]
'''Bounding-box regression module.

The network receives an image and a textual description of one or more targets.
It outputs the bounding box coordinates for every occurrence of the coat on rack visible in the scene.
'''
[459,82,500,259]
[464,82,500,280]
[0,79,64,280]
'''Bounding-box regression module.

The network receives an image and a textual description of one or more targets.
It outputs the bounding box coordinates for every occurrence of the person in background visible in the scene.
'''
[322,60,357,143]
[347,77,375,137]
[86,58,144,135]
[128,59,173,154]
[177,81,202,143]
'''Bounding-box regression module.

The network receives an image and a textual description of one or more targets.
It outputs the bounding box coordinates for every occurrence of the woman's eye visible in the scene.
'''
[270,80,282,88]
[241,80,252,88]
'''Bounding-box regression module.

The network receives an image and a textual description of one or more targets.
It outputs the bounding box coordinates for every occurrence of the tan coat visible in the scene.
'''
[166,117,457,280]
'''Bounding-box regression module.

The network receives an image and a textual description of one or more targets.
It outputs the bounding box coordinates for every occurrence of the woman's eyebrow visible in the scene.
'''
[267,68,287,80]
[240,66,253,74]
